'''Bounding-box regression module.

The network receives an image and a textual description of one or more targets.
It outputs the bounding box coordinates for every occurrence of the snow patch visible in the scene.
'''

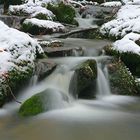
[23,18,65,32]
[0,21,43,75]
[100,5,140,38]
[101,1,122,7]
[113,33,140,55]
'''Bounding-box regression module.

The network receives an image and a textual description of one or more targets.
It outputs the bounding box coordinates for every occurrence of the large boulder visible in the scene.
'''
[21,18,66,35]
[0,21,44,107]
[70,59,97,99]
[104,33,140,77]
[19,88,69,117]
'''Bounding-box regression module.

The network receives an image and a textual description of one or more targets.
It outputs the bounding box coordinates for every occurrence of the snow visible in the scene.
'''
[9,1,55,20]
[0,21,43,76]
[122,0,140,5]
[100,5,140,39]
[31,9,55,20]
[113,33,140,55]
[101,1,122,7]
[23,18,65,32]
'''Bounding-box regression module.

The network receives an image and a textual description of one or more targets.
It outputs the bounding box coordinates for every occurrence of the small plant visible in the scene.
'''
[47,2,76,25]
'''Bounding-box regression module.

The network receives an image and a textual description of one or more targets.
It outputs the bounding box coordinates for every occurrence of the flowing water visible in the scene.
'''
[0,38,140,140]
[0,9,140,139]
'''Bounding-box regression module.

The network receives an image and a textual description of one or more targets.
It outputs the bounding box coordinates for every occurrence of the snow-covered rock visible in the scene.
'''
[100,5,140,39]
[0,21,43,106]
[9,2,55,20]
[22,18,66,35]
[113,33,140,55]
[101,1,122,7]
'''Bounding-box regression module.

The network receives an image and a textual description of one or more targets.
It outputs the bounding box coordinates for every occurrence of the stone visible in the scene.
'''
[70,59,97,99]
[43,47,84,57]
[104,45,140,77]
[38,40,64,48]
[108,59,140,96]
[35,59,57,81]
[19,88,69,117]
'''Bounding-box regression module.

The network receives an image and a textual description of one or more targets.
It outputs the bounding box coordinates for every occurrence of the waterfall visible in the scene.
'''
[96,64,111,98]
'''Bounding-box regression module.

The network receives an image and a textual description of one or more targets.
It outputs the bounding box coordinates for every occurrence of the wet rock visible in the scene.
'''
[108,59,140,96]
[81,5,114,19]
[43,47,84,57]
[35,59,57,81]
[38,40,64,48]
[19,88,69,117]
[56,27,99,39]
[70,59,97,99]
[0,15,25,29]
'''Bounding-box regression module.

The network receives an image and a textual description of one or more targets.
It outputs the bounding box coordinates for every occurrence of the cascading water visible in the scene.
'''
[0,38,140,140]
[96,64,111,98]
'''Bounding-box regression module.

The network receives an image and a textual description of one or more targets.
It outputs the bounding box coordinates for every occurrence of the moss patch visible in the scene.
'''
[108,59,140,96]
[70,59,97,99]
[47,2,76,25]
[19,92,46,117]
[21,22,54,35]
[104,45,140,77]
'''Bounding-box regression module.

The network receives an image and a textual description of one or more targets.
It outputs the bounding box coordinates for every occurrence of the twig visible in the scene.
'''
[7,84,22,104]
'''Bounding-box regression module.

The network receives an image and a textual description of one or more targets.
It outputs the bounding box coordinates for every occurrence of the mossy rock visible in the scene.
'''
[104,45,140,77]
[19,88,69,117]
[21,22,54,35]
[70,59,97,99]
[19,92,47,117]
[0,65,33,107]
[47,2,76,25]
[108,59,140,96]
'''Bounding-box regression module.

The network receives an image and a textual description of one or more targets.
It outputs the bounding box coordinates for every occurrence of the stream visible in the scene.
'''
[0,4,140,140]
[0,38,140,140]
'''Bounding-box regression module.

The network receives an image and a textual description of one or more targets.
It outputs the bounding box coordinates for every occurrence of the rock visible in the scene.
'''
[0,15,25,29]
[70,59,97,99]
[19,88,69,117]
[0,21,43,107]
[35,59,57,81]
[21,18,66,35]
[38,40,64,48]
[108,59,140,96]
[56,27,100,39]
[104,45,140,77]
[43,47,84,57]
[81,5,114,19]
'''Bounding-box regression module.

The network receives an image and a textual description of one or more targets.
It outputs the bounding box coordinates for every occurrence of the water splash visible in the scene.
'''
[96,64,111,98]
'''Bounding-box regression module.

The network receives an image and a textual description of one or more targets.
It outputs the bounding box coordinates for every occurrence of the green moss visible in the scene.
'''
[21,22,53,35]
[0,64,33,107]
[104,45,140,77]
[75,59,97,98]
[47,2,76,25]
[108,59,140,96]
[19,92,46,117]
[34,13,49,20]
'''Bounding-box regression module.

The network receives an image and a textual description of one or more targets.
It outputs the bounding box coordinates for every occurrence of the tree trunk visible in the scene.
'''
[4,0,9,14]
